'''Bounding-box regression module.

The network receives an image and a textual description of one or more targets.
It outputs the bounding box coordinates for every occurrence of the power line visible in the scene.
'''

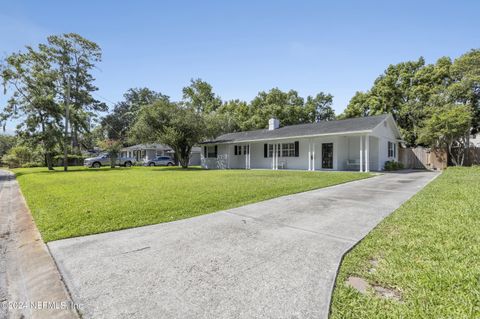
[92,92,117,107]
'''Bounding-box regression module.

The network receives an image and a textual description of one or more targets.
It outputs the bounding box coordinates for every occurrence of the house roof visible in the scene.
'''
[202,114,396,144]
[121,143,170,151]
[121,143,202,153]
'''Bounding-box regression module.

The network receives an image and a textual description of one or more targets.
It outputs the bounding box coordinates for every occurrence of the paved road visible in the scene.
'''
[49,171,438,319]
[0,172,14,319]
[0,170,78,319]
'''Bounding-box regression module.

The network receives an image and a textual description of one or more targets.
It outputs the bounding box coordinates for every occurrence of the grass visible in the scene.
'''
[11,166,371,242]
[330,167,480,319]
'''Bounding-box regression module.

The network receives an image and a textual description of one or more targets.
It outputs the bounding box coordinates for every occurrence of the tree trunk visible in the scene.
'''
[46,152,53,170]
[110,155,116,168]
[180,150,189,168]
[447,141,458,166]
[466,133,470,165]
[179,156,189,168]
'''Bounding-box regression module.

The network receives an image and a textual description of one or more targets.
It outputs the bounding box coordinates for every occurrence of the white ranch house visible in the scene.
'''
[201,114,401,172]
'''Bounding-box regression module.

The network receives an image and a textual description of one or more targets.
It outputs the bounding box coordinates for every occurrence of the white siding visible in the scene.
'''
[189,152,201,166]
[201,117,400,172]
[372,118,399,170]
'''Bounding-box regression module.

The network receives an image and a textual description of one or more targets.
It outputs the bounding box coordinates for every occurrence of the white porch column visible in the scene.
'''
[276,144,279,170]
[365,135,370,172]
[308,143,311,171]
[248,144,251,169]
[272,144,275,170]
[227,145,230,169]
[359,135,363,172]
[245,144,248,169]
[312,142,315,171]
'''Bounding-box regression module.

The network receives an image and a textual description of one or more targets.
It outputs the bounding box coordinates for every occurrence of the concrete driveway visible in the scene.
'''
[48,171,438,319]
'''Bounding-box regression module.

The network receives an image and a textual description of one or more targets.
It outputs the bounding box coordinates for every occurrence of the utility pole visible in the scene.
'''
[64,76,70,171]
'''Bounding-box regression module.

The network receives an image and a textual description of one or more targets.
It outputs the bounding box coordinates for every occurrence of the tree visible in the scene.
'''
[45,33,107,170]
[98,139,123,168]
[0,46,62,170]
[0,134,16,162]
[340,91,370,118]
[249,88,305,128]
[418,104,472,166]
[182,78,222,114]
[131,100,207,168]
[1,33,106,170]
[342,58,432,145]
[340,52,478,147]
[304,93,335,122]
[449,49,480,134]
[1,145,43,168]
[101,88,169,141]
[216,99,250,132]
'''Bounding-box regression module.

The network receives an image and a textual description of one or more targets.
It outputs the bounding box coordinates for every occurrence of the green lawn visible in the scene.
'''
[330,167,480,319]
[12,166,371,242]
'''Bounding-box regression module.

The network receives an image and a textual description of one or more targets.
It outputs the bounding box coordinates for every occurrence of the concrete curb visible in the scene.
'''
[0,170,79,319]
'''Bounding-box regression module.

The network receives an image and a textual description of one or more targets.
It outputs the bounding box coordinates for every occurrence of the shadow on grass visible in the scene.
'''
[12,165,206,177]
[148,166,205,172]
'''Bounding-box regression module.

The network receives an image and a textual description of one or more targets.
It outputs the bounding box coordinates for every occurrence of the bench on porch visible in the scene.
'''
[346,159,360,170]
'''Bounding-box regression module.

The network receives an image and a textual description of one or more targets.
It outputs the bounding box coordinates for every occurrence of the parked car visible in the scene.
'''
[143,156,175,167]
[84,153,135,168]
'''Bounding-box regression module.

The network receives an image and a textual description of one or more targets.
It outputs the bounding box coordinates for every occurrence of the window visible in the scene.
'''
[265,142,299,158]
[205,146,217,158]
[234,145,246,155]
[281,143,295,157]
[267,144,281,157]
[388,141,396,158]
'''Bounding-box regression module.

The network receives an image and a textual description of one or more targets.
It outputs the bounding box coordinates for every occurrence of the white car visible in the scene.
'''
[143,156,175,167]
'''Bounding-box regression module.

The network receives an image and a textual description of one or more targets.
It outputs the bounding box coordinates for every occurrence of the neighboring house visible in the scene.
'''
[200,114,402,172]
[120,143,202,165]
[470,133,480,147]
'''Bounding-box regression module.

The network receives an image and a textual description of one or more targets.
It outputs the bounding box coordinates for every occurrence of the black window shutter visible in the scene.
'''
[204,146,207,158]
[234,145,237,155]
[294,141,299,157]
[214,145,218,158]
[264,144,268,158]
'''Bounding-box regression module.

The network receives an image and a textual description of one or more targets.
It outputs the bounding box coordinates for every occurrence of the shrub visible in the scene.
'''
[53,154,87,166]
[384,160,404,171]
[21,162,42,168]
[1,146,42,168]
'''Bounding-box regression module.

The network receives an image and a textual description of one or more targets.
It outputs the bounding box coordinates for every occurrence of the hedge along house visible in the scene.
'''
[201,114,401,172]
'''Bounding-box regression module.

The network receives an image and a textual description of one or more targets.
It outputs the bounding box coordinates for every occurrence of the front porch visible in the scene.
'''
[202,134,381,172]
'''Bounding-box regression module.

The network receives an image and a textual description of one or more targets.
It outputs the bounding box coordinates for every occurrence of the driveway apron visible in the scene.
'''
[48,171,438,319]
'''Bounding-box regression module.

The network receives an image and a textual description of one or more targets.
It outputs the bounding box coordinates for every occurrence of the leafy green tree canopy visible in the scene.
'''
[100,87,169,141]
[131,100,207,168]
[342,49,480,147]
[182,78,222,114]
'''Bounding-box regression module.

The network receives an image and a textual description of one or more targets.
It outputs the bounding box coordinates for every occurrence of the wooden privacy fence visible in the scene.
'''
[399,147,447,170]
[470,147,480,165]
[450,147,480,166]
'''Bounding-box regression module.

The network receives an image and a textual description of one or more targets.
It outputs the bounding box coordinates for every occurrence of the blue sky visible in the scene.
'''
[1,0,479,133]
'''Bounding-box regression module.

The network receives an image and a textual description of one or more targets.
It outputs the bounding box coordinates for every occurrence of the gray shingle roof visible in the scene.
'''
[122,143,202,153]
[203,114,390,144]
[121,143,170,151]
